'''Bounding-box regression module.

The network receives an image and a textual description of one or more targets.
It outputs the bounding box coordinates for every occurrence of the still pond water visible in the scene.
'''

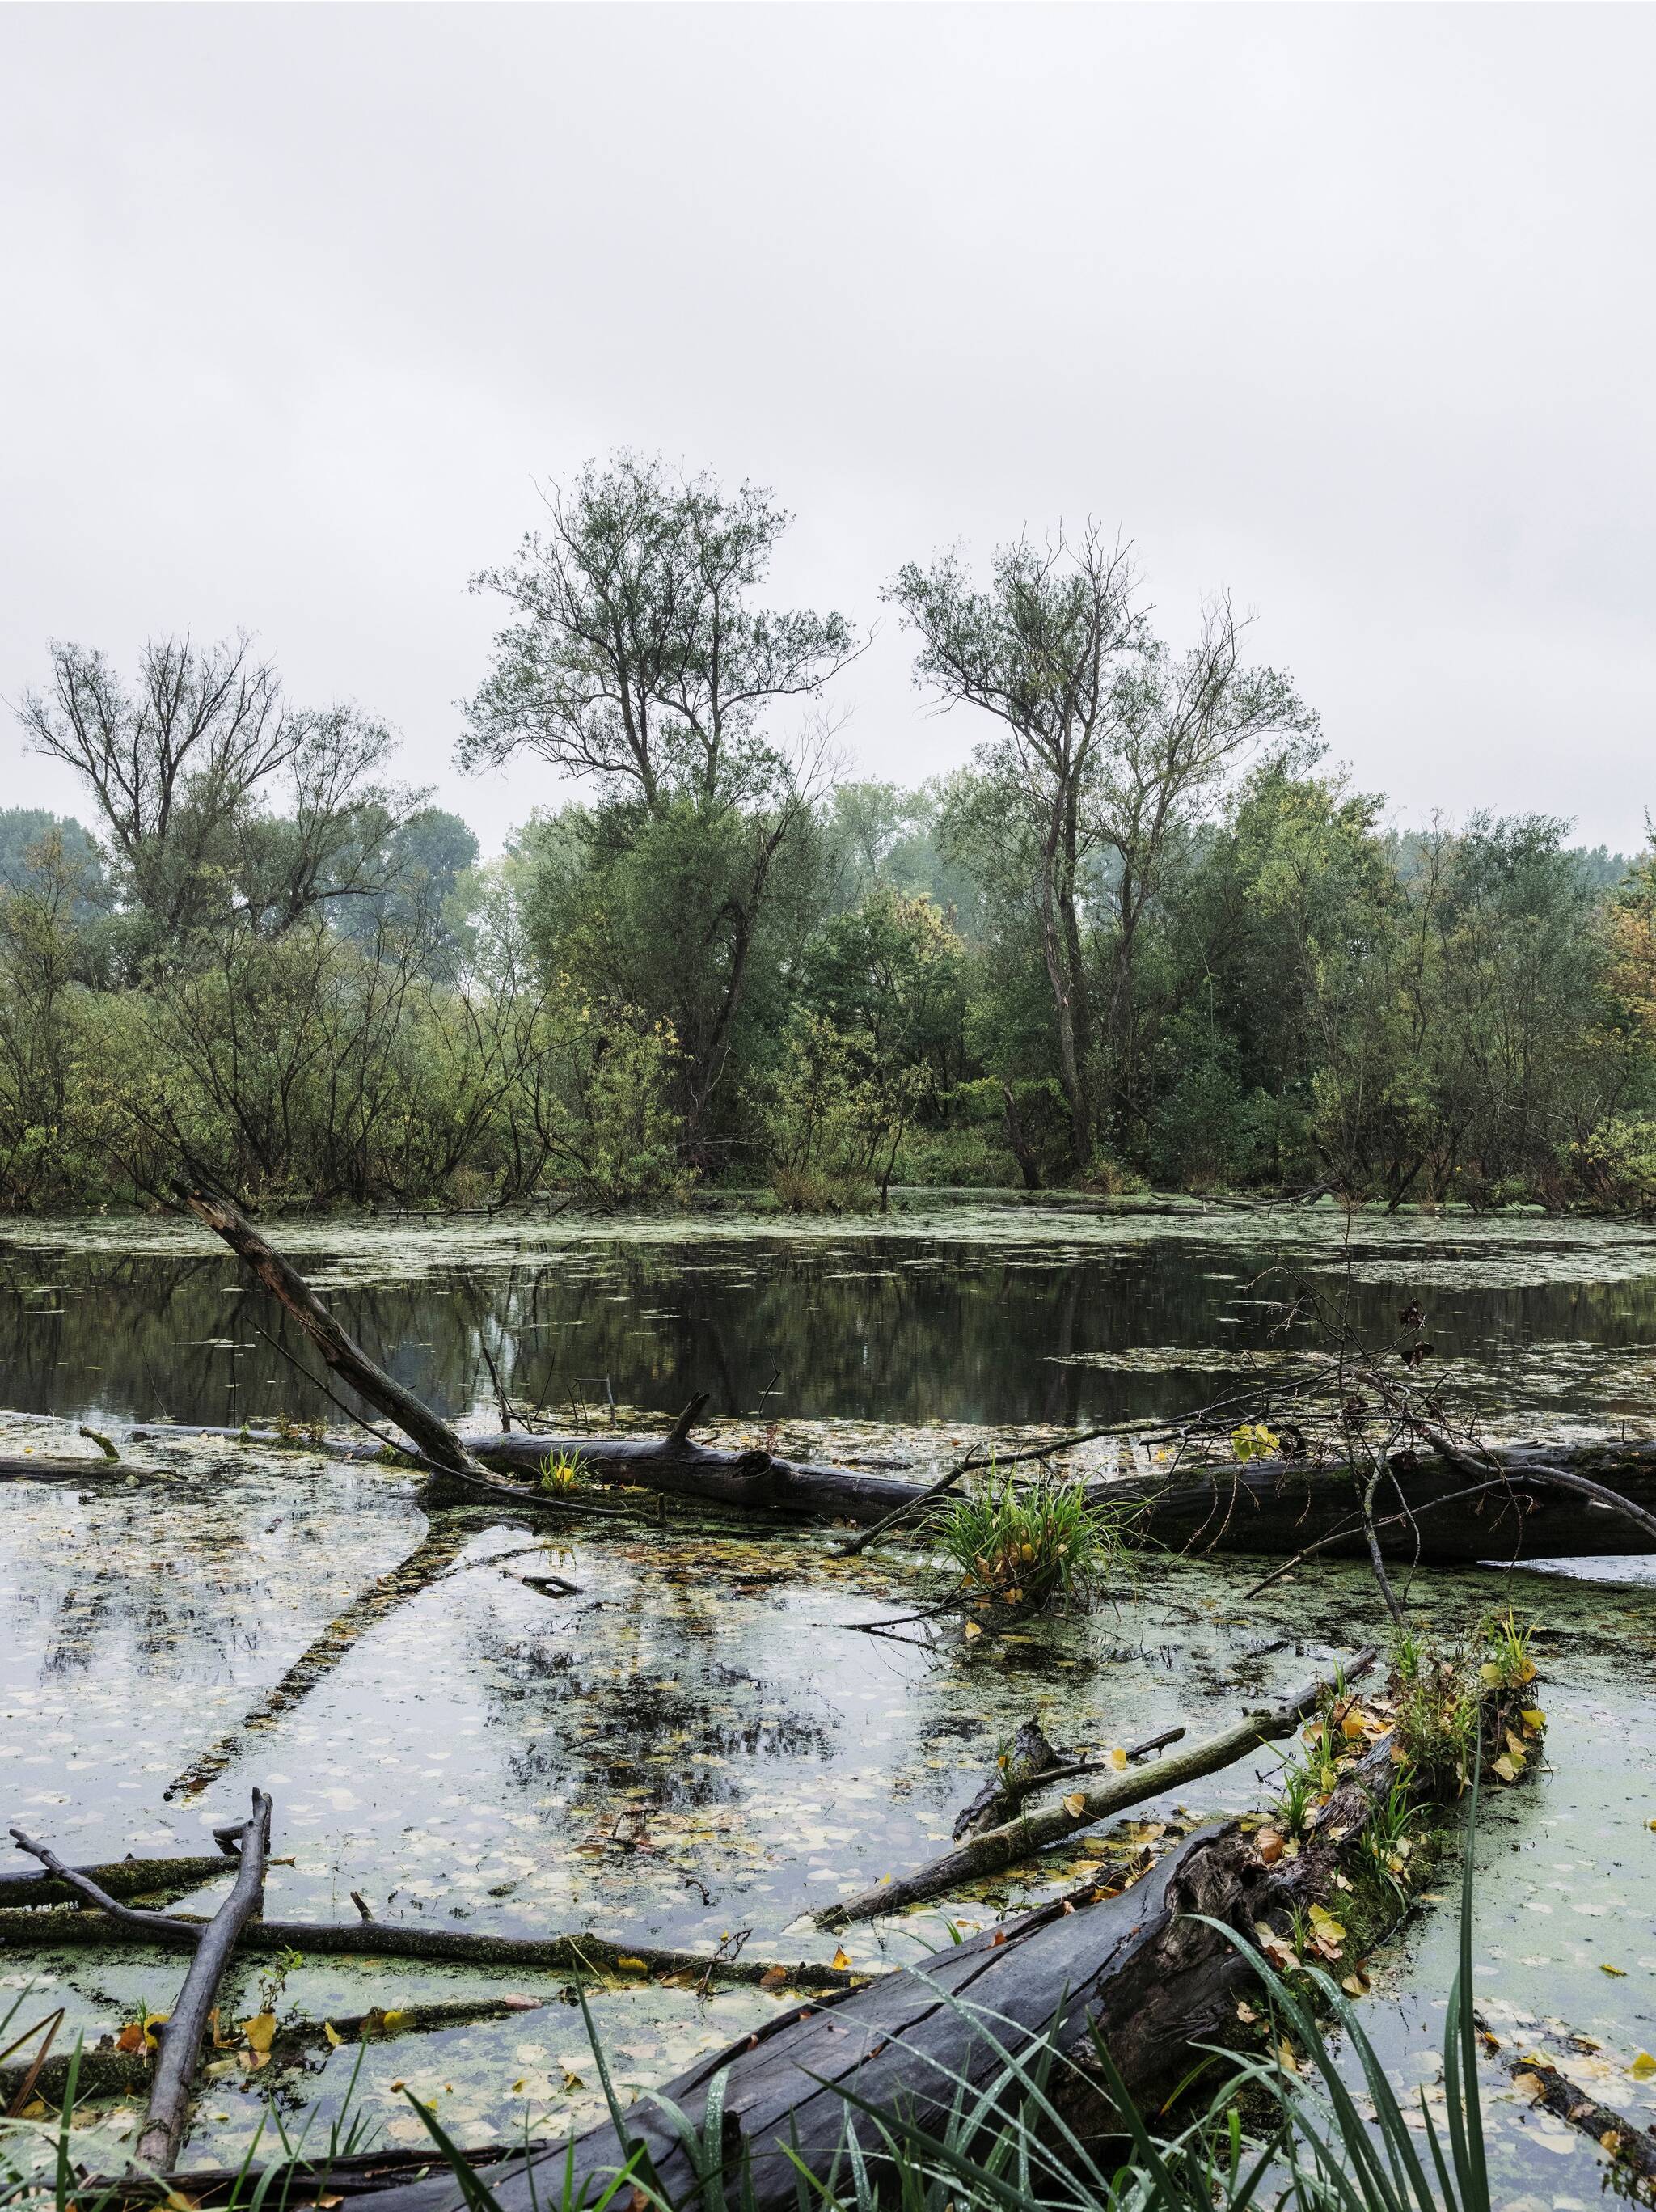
[2,1198,1654,2200]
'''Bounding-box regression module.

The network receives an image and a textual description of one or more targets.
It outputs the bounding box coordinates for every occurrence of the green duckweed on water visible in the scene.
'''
[0,1202,1654,2190]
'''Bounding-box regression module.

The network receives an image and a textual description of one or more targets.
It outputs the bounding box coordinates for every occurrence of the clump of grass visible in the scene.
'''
[938,1471,1131,1610]
[538,1450,586,1495]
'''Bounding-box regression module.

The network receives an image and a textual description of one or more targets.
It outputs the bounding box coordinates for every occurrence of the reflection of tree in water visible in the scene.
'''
[468,1622,839,1810]
[23,1482,337,1689]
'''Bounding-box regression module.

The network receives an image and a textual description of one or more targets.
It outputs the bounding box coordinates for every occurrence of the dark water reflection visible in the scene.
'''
[5,1221,1656,1433]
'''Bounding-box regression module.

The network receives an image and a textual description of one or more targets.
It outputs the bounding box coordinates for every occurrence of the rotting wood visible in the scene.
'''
[2,1994,552,2108]
[0,1855,236,1905]
[173,1180,484,1475]
[434,1431,1656,1556]
[0,1903,873,1992]
[0,1457,163,1483]
[11,1789,273,2172]
[164,1521,479,1801]
[343,1707,1455,2212]
[814,1648,1375,1929]
[1494,2043,1656,2189]
[953,1720,1188,1841]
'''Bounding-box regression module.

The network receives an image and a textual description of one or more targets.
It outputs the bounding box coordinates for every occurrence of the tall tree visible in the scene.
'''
[886,528,1138,1161]
[15,633,416,953]
[463,453,860,1160]
[889,531,1315,1160]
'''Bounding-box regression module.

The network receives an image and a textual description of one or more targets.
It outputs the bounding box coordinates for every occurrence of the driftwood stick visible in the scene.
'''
[173,1180,481,1474]
[136,1789,271,2171]
[7,1835,207,1937]
[1497,2046,1656,2187]
[814,1647,1376,1929]
[0,1905,872,1990]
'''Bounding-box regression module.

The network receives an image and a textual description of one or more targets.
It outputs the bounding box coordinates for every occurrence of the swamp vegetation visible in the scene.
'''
[9,455,1656,1218]
[0,1200,1653,2211]
[3,457,1656,2208]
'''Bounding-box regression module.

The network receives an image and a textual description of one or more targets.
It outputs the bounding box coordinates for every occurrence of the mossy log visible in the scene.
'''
[0,1855,234,1906]
[347,1720,1439,2212]
[815,1648,1375,1928]
[440,1433,1656,1557]
[2,1996,552,2108]
[0,1905,869,1993]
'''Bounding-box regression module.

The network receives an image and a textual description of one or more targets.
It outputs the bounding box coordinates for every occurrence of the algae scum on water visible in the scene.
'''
[1,1200,1654,2192]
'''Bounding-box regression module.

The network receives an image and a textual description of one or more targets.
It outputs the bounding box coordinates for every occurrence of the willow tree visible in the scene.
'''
[888,529,1315,1162]
[462,452,860,1164]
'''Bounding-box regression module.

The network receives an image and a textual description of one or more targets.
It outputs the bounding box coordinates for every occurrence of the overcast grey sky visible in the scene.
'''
[2,4,1653,854]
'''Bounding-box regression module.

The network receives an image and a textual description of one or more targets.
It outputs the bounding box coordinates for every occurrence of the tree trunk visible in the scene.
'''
[815,1650,1373,1928]
[174,1180,480,1474]
[346,1726,1426,2212]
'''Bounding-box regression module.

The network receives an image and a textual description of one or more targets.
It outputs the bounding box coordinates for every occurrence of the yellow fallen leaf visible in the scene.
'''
[830,1948,851,1971]
[615,1957,647,1973]
[1062,1794,1087,1819]
[1341,1969,1371,1997]
[1601,1963,1628,1977]
[1479,1663,1501,1685]
[1492,1754,1518,1783]
[759,1965,788,1990]
[561,2066,585,2091]
[239,2011,277,2054]
[1255,1827,1285,1865]
[1512,2070,1546,2101]
[1109,1747,1128,1770]
[1630,2052,1656,2080]
[510,2078,526,2093]
[380,2009,410,2034]
[1276,2039,1300,2075]
[963,1621,983,1641]
[1236,1999,1258,2024]
[1600,2130,1624,2155]
[1521,1708,1545,1731]
[323,2022,344,2049]
[1341,1711,1367,1740]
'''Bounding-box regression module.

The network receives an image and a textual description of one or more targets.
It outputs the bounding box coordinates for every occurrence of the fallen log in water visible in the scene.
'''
[0,1901,870,1993]
[346,1713,1444,2212]
[165,1186,1656,1554]
[434,1422,1656,1556]
[816,1648,1375,1928]
[1,1994,543,2108]
[1497,2045,1656,2189]
[0,1855,236,1905]
[11,1790,273,2171]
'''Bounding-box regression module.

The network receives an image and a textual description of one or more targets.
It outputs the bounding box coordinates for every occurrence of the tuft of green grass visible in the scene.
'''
[937,1471,1133,1610]
[539,1450,587,1495]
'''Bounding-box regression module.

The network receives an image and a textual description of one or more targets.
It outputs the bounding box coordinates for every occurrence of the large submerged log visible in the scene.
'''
[450,1432,1656,1560]
[173,1185,1656,1557]
[349,1727,1422,2212]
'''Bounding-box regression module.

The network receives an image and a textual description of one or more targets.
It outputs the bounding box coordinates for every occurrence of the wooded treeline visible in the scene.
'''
[6,451,1656,1216]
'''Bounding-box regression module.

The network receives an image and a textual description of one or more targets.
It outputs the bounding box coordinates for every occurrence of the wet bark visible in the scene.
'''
[0,1905,869,1992]
[174,1181,480,1474]
[350,1729,1416,2212]
[816,1650,1374,1928]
